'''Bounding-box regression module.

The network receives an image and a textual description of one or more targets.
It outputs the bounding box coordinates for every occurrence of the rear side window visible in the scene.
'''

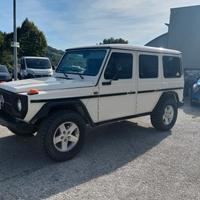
[104,52,133,80]
[163,56,182,78]
[139,55,158,78]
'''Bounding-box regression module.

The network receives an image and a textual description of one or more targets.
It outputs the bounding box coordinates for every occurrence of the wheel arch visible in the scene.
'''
[30,100,94,127]
[153,91,179,112]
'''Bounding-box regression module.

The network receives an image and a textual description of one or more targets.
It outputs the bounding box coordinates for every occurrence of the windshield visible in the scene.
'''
[0,65,8,73]
[26,58,51,69]
[56,49,107,76]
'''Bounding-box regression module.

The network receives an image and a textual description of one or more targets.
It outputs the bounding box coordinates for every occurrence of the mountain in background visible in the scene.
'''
[47,46,64,67]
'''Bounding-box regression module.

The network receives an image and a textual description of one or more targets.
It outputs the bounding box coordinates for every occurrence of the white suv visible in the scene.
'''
[0,45,184,161]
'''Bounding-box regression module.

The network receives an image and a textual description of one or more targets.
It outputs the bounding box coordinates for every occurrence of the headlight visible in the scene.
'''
[17,98,22,112]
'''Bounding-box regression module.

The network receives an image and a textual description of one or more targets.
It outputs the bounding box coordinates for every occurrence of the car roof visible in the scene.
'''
[66,44,181,55]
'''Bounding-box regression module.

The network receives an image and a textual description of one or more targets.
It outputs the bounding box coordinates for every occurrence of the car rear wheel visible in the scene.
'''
[38,111,86,162]
[151,98,178,131]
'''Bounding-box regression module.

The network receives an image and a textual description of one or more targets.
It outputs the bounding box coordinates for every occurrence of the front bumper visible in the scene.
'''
[0,111,35,132]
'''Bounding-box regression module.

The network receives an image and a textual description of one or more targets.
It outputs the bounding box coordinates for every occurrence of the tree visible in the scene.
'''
[0,32,4,47]
[0,18,59,69]
[0,32,13,69]
[19,18,47,57]
[100,37,128,44]
[0,32,4,64]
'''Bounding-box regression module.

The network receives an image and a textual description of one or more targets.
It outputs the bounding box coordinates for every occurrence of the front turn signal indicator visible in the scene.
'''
[27,89,39,95]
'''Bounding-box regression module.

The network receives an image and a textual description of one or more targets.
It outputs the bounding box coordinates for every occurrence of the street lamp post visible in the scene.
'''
[13,0,18,81]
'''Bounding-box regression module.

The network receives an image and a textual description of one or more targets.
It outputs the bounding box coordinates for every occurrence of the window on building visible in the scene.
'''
[104,52,133,80]
[139,55,158,78]
[163,56,182,78]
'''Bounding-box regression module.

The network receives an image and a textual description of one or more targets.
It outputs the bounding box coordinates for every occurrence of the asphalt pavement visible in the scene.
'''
[0,100,200,200]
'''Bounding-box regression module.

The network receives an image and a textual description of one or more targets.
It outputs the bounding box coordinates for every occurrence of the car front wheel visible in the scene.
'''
[38,111,86,162]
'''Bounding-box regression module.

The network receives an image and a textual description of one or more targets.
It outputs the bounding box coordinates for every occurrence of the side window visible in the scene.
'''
[163,56,182,78]
[139,55,158,79]
[104,52,133,80]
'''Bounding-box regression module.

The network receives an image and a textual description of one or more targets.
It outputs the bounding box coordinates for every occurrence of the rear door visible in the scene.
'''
[136,53,161,114]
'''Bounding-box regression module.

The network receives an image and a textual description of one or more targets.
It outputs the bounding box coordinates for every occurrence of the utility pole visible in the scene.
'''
[13,0,18,80]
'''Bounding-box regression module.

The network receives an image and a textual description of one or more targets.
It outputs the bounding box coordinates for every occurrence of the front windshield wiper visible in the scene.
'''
[64,73,70,79]
[57,72,84,80]
[77,74,84,80]
[56,72,72,80]
[66,72,84,80]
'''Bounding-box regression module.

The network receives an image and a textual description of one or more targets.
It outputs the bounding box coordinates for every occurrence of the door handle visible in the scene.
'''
[102,81,111,86]
[93,91,99,95]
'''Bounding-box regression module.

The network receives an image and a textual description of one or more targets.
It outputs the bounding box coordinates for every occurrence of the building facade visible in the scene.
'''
[146,5,200,93]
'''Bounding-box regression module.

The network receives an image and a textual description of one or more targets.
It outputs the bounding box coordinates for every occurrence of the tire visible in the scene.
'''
[151,98,178,131]
[8,127,35,137]
[18,74,22,80]
[27,74,34,79]
[38,111,86,162]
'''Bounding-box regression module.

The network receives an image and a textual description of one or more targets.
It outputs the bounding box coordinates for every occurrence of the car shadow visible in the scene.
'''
[0,121,170,199]
[181,98,200,118]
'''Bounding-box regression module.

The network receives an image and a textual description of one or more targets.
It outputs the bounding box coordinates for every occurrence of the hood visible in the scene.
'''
[0,77,95,93]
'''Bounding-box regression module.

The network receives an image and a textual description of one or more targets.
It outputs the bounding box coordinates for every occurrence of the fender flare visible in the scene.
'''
[153,91,180,112]
[30,99,94,126]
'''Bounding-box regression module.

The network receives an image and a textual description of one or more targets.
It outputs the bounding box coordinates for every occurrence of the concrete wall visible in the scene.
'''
[168,6,200,69]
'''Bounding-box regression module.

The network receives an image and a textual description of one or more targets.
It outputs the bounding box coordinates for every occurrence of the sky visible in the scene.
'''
[1,0,200,50]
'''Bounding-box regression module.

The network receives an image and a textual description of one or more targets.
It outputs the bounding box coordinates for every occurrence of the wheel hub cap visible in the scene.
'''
[53,122,80,152]
[163,105,174,126]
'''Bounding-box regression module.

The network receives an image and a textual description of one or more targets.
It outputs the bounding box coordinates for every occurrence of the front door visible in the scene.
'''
[98,50,136,122]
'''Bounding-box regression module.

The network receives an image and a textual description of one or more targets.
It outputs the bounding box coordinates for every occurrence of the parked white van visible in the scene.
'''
[18,56,53,79]
[0,45,184,161]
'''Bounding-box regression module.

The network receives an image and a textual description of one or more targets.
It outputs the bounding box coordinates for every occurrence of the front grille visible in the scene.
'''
[0,89,15,115]
[35,75,51,78]
[0,89,28,119]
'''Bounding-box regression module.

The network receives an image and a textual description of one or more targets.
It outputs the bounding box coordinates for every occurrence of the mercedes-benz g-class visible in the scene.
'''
[0,45,184,161]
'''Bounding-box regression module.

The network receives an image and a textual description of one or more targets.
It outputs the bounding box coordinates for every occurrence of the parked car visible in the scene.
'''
[0,45,184,162]
[18,57,53,79]
[190,78,200,106]
[0,65,12,83]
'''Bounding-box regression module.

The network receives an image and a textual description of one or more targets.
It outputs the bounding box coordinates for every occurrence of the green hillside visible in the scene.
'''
[47,46,64,67]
